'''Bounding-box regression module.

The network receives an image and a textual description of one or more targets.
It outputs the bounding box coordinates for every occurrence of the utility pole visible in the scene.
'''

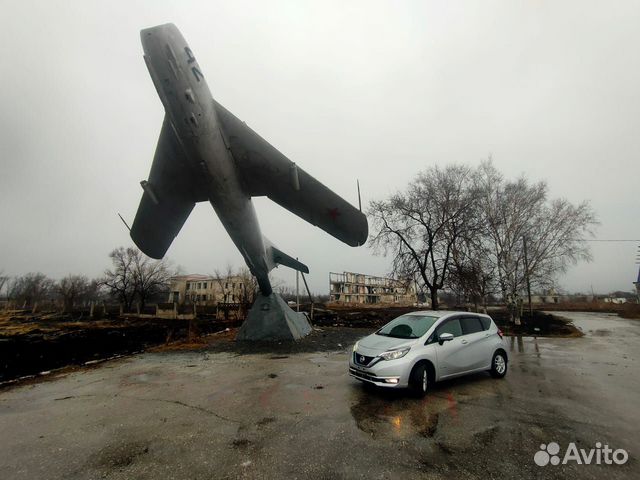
[296,258,300,312]
[300,272,315,321]
[523,236,532,318]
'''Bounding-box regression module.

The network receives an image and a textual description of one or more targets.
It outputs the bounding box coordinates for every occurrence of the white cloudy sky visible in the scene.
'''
[0,0,638,295]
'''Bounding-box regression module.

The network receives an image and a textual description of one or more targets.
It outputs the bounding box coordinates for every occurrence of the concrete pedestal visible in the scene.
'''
[236,293,312,341]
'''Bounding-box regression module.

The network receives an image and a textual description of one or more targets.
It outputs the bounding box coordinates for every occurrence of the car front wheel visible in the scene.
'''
[410,364,429,397]
[490,351,507,378]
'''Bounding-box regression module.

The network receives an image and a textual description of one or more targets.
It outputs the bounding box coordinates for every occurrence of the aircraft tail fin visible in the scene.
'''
[262,236,309,274]
[270,246,309,274]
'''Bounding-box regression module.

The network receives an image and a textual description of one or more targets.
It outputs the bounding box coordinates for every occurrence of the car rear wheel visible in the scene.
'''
[490,351,507,378]
[410,364,429,397]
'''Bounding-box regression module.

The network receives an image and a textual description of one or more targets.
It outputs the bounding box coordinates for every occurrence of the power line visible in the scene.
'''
[580,239,640,242]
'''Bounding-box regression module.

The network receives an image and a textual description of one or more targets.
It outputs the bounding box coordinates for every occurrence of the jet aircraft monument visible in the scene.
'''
[130,24,368,340]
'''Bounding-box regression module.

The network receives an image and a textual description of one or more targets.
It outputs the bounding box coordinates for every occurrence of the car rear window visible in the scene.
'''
[460,316,484,335]
[377,315,439,339]
[480,316,492,330]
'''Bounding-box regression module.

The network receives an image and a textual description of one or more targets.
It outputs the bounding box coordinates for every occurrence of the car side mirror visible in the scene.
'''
[438,332,454,345]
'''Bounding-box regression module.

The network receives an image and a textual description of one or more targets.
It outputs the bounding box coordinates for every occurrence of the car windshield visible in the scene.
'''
[376,314,439,339]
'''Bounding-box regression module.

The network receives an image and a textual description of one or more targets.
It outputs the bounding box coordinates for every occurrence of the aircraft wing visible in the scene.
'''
[214,100,368,247]
[130,116,207,259]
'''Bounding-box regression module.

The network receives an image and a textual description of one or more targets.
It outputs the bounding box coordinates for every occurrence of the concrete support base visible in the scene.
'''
[236,293,312,341]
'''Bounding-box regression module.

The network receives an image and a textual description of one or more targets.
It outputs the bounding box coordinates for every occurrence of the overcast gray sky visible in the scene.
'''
[0,0,638,295]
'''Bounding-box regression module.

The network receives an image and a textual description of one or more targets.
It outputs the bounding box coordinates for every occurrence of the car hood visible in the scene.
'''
[356,334,418,355]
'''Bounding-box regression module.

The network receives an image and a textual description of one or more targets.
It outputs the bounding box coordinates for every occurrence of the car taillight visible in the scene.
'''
[497,329,504,338]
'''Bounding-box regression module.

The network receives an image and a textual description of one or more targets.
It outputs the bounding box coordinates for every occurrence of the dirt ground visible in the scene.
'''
[0,312,240,383]
[0,305,593,384]
[0,312,637,480]
[311,305,582,337]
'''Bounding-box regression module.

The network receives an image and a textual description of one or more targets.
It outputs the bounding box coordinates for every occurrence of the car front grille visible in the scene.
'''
[354,352,376,366]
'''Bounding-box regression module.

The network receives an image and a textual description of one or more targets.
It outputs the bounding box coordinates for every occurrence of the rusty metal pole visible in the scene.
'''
[300,272,314,321]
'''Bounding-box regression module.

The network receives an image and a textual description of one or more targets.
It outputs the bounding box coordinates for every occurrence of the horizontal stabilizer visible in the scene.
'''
[270,246,309,274]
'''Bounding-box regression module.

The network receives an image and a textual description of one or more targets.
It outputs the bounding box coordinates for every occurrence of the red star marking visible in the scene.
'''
[328,207,340,220]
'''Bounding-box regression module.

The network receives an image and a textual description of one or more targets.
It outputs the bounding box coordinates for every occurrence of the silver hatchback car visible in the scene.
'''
[349,310,507,396]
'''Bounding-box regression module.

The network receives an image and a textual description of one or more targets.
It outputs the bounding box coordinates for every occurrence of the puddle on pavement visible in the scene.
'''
[350,375,495,440]
[350,388,449,439]
[507,335,542,355]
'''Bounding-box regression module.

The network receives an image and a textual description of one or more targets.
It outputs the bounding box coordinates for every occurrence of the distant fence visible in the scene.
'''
[154,302,250,320]
[1,301,252,322]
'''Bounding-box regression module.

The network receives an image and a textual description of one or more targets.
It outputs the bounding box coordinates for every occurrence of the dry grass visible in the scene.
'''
[148,327,237,352]
[617,304,640,320]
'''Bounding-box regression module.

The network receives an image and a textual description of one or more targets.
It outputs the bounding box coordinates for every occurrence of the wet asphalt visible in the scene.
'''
[0,312,638,479]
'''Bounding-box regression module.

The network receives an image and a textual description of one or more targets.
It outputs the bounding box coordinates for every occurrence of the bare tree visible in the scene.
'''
[8,272,54,308]
[84,278,107,304]
[102,247,138,310]
[57,275,90,313]
[236,267,258,304]
[314,293,330,303]
[276,285,297,302]
[369,164,479,309]
[103,247,175,311]
[131,251,174,310]
[213,263,235,303]
[448,229,497,312]
[476,160,597,322]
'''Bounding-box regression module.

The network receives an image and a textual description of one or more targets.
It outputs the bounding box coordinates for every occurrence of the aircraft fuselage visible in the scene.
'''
[141,24,273,294]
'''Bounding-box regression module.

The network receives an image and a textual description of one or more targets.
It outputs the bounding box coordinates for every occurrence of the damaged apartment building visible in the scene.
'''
[168,274,247,305]
[329,271,417,306]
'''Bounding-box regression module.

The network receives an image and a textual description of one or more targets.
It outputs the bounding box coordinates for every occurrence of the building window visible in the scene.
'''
[186,283,190,290]
[198,282,202,289]
[203,282,207,289]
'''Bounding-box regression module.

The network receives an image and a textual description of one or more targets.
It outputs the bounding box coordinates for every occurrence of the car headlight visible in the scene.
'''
[379,347,411,361]
[353,341,359,352]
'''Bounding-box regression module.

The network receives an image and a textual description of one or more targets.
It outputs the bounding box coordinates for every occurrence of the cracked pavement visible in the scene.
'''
[0,312,638,479]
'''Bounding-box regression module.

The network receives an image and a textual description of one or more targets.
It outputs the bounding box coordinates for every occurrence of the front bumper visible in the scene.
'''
[348,367,402,387]
[348,352,411,388]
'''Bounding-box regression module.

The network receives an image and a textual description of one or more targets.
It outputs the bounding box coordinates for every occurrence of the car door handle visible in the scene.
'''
[461,339,468,345]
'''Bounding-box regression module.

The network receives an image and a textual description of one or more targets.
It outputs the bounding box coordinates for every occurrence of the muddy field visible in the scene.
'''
[0,305,582,384]
[0,312,240,383]
[311,304,582,337]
